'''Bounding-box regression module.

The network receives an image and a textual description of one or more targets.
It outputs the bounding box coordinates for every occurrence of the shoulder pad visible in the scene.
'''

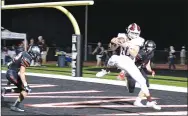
[21,54,32,67]
[130,37,145,47]
[138,37,145,46]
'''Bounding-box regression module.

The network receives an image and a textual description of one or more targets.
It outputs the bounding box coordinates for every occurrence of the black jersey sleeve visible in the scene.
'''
[20,52,32,67]
[21,57,31,67]
[142,51,154,65]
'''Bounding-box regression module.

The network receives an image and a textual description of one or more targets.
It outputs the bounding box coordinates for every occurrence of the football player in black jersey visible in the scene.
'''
[1,46,40,112]
[125,40,156,107]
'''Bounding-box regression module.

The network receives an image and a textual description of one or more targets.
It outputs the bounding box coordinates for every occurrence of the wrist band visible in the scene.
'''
[23,83,28,86]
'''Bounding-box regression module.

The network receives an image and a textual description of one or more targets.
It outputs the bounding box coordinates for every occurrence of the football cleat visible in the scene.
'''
[10,105,25,112]
[96,69,110,78]
[133,101,145,107]
[146,101,161,110]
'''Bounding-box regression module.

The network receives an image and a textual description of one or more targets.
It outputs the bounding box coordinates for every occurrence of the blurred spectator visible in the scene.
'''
[38,36,43,51]
[66,46,71,53]
[7,46,16,59]
[47,43,58,62]
[92,42,104,67]
[41,39,49,64]
[1,47,8,65]
[180,46,186,65]
[164,48,169,64]
[28,38,35,66]
[16,41,24,55]
[28,38,35,48]
[168,46,176,70]
[35,36,43,66]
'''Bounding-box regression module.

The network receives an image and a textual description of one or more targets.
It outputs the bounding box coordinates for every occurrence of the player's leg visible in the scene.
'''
[5,70,29,112]
[96,55,118,77]
[126,74,145,107]
[126,75,136,93]
[117,56,161,110]
[96,55,102,67]
[2,70,22,96]
[11,87,29,112]
[133,69,150,106]
[140,69,150,87]
[138,69,159,108]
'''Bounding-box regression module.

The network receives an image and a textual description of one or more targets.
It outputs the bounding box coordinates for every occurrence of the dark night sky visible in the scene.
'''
[2,0,188,50]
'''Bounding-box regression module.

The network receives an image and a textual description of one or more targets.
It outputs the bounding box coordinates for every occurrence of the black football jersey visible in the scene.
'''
[135,49,154,68]
[8,51,32,72]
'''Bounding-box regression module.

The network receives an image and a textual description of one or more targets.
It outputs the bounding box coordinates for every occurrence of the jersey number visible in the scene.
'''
[122,47,130,56]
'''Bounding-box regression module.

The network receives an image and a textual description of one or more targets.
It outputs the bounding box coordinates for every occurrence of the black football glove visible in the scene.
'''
[24,85,31,93]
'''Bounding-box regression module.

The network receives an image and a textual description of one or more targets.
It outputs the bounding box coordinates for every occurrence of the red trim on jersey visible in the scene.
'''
[10,76,18,84]
[22,59,30,67]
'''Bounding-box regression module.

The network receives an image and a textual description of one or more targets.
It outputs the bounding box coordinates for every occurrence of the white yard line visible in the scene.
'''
[1,70,187,93]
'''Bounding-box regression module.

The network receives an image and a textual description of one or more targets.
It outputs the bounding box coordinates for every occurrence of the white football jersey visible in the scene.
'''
[129,37,145,47]
[119,36,145,60]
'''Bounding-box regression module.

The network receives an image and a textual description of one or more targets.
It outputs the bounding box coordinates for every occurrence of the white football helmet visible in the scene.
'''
[28,46,41,59]
[126,23,141,40]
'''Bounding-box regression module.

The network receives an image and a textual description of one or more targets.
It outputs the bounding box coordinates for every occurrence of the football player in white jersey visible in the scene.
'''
[117,23,145,79]
[96,23,161,110]
[96,23,145,77]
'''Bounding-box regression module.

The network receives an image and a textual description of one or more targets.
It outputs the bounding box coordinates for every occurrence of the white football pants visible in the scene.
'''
[108,55,150,96]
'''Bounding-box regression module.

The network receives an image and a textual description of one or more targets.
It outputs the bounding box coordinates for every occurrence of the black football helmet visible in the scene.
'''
[143,40,156,53]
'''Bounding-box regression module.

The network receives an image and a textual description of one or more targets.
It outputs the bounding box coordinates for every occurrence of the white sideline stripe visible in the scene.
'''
[1,83,47,86]
[5,90,102,96]
[25,104,187,108]
[97,111,188,115]
[1,70,187,93]
[2,85,57,89]
[27,97,158,107]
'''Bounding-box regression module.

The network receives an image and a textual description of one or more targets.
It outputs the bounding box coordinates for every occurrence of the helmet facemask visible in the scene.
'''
[127,31,140,40]
[127,23,141,40]
[146,46,154,53]
[144,40,156,54]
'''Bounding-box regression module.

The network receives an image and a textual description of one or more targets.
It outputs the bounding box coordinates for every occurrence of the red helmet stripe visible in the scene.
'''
[137,25,141,31]
[130,23,136,31]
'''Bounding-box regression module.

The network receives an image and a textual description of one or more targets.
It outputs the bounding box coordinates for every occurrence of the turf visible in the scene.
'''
[1,65,187,87]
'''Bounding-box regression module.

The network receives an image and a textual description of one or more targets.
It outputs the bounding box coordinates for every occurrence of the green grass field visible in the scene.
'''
[1,64,187,87]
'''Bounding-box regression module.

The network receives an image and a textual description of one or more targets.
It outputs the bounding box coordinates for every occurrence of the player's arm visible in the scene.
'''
[146,60,155,77]
[112,37,140,58]
[111,37,128,45]
[109,43,119,51]
[20,66,28,86]
[99,47,105,54]
[92,47,98,55]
